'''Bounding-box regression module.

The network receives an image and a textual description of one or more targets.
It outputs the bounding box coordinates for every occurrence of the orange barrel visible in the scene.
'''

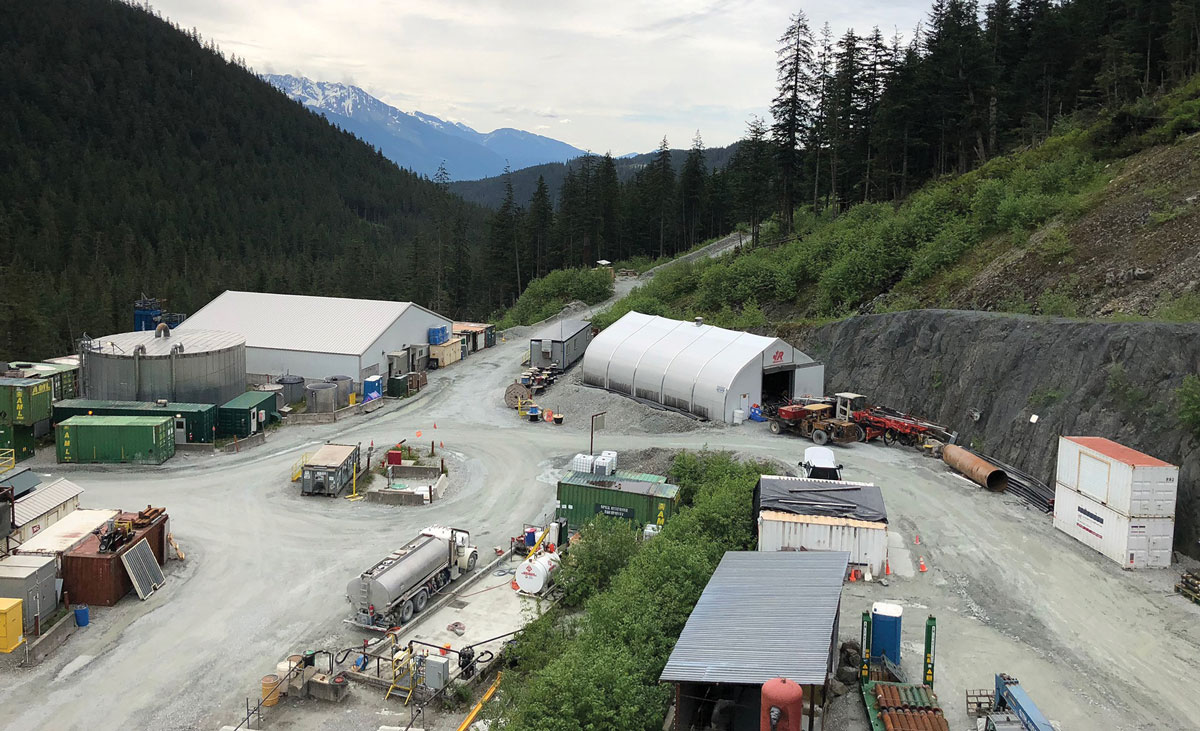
[261,674,282,706]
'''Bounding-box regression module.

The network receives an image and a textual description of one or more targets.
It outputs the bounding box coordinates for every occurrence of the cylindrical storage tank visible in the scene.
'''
[81,330,246,405]
[259,384,285,411]
[274,375,305,405]
[275,662,292,695]
[261,675,281,706]
[306,383,338,413]
[349,534,450,611]
[515,553,559,594]
[942,445,1008,491]
[760,678,804,731]
[326,375,353,408]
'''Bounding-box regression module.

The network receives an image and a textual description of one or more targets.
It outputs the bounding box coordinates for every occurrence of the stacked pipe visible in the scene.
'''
[1177,571,1200,605]
[965,448,1055,513]
[873,683,949,731]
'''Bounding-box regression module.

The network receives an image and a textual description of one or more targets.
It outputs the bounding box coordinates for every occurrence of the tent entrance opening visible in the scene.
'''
[762,368,794,404]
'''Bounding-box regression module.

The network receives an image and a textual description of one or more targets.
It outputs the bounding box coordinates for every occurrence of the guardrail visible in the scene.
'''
[0,449,14,475]
[290,452,311,482]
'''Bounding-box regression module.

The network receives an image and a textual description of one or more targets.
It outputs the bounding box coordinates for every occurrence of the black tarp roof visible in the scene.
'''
[753,475,887,524]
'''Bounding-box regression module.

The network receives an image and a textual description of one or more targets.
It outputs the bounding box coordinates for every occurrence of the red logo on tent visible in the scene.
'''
[772,350,784,363]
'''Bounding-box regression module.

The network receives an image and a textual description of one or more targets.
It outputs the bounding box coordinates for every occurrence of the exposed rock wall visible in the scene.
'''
[797,310,1200,557]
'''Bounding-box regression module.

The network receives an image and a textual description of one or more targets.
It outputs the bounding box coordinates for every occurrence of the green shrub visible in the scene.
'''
[1177,375,1200,439]
[1155,293,1200,321]
[1036,227,1074,263]
[1038,288,1079,317]
[555,515,641,608]
[496,268,613,328]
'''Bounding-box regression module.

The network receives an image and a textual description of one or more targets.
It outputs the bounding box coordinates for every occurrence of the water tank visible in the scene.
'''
[274,375,305,405]
[760,678,804,731]
[306,383,338,413]
[81,329,246,404]
[515,552,559,594]
[326,375,354,408]
[348,534,451,611]
[259,384,285,410]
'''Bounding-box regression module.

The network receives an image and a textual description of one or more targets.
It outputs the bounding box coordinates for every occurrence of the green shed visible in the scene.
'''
[555,470,680,532]
[0,424,36,462]
[56,415,175,465]
[0,378,53,426]
[217,391,278,438]
[52,400,216,444]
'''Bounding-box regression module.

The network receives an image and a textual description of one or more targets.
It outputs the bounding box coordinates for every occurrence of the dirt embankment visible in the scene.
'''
[796,309,1200,557]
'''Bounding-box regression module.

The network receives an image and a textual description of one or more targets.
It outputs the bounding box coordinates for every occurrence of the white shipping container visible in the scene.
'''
[758,510,888,575]
[1055,436,1178,518]
[1053,484,1173,569]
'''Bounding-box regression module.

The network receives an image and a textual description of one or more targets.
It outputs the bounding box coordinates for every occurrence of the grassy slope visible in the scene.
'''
[593,77,1200,330]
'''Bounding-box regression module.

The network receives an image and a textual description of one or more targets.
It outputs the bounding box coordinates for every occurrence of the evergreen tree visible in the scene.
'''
[679,132,708,249]
[771,11,816,232]
[527,176,554,277]
[730,117,772,246]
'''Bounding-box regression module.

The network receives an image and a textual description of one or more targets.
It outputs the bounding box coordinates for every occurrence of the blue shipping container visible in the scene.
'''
[871,602,903,664]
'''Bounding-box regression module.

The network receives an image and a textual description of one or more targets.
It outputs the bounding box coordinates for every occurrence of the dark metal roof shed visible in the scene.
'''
[754,475,887,524]
[660,550,849,686]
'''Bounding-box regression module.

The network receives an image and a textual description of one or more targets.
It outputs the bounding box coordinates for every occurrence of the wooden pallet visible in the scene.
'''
[1177,582,1200,606]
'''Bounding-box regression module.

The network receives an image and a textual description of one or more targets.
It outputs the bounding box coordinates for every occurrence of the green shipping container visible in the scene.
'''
[0,423,36,462]
[56,415,175,465]
[3,361,79,401]
[555,470,680,532]
[0,378,53,426]
[217,391,278,438]
[53,400,216,444]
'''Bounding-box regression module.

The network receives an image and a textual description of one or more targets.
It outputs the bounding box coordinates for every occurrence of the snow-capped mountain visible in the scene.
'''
[264,74,585,181]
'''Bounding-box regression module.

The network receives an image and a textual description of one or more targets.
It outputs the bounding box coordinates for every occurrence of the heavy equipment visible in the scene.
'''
[835,392,956,447]
[966,674,1054,731]
[346,526,478,629]
[768,403,861,445]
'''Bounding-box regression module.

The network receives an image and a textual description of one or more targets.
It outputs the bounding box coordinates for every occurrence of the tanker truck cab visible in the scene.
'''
[436,525,479,578]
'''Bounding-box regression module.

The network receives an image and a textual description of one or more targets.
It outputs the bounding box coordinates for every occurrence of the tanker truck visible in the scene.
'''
[347,526,479,629]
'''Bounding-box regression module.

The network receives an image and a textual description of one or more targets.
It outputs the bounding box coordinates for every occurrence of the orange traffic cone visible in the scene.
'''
[914,534,921,545]
[511,579,519,591]
[885,560,892,576]
[439,441,444,448]
[849,569,857,583]
[918,556,927,572]
[416,430,422,438]
[434,422,437,429]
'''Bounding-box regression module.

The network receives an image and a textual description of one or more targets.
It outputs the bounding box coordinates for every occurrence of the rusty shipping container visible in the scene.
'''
[60,513,168,606]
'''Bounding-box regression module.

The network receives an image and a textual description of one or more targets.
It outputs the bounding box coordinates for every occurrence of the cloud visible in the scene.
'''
[559,119,571,125]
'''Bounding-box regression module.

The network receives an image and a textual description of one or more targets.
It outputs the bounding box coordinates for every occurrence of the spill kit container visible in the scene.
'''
[0,378,53,426]
[1055,436,1179,518]
[555,470,679,532]
[217,391,278,438]
[53,399,216,444]
[1053,483,1173,568]
[55,415,175,465]
[0,424,36,462]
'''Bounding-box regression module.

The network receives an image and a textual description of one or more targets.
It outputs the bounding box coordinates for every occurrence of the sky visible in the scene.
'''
[149,0,931,155]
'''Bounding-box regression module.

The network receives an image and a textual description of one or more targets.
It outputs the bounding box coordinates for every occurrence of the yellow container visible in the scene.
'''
[0,597,24,654]
[261,674,281,706]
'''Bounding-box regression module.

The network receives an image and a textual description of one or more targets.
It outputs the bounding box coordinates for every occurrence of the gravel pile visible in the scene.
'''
[537,369,718,435]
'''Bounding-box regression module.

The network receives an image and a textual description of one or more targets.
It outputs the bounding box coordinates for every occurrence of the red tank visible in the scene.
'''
[760,677,805,731]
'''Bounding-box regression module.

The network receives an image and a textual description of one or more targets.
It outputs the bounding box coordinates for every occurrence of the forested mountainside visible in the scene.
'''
[0,0,497,363]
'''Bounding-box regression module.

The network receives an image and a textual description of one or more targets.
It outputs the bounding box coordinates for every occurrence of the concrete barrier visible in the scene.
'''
[287,402,365,426]
[387,464,442,480]
[221,432,266,453]
[175,442,215,455]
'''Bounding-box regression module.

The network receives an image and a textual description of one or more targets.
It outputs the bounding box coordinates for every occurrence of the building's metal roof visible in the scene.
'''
[15,509,119,555]
[1063,436,1173,468]
[13,478,83,526]
[660,551,849,686]
[54,399,214,415]
[180,290,447,356]
[754,476,887,524]
[58,415,171,427]
[531,319,591,343]
[0,466,42,496]
[558,470,679,499]
[219,390,277,411]
[85,329,245,357]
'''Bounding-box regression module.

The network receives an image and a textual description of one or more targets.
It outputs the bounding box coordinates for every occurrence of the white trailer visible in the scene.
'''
[1053,484,1174,569]
[346,526,478,629]
[1055,436,1178,518]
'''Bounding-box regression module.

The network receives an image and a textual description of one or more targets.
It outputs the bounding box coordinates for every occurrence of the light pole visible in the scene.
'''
[590,411,606,456]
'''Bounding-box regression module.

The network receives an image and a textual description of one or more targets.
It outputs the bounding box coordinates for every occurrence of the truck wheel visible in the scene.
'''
[812,429,830,445]
[467,552,478,570]
[414,589,429,613]
[883,429,899,447]
[400,599,415,624]
[769,420,781,435]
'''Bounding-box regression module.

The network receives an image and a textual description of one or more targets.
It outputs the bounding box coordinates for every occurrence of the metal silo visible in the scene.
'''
[80,328,246,405]
[258,384,285,411]
[306,382,338,413]
[326,375,354,408]
[274,375,305,405]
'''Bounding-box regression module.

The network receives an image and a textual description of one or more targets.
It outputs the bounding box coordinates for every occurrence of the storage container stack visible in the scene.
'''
[427,326,450,346]
[570,453,596,473]
[1053,436,1178,569]
[0,378,53,462]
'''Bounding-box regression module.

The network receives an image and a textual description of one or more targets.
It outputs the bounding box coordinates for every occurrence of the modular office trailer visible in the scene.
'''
[530,320,593,370]
[1056,436,1179,518]
[555,470,679,531]
[1053,484,1173,568]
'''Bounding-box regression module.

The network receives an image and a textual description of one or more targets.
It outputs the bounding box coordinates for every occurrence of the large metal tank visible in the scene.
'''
[258,384,285,411]
[81,329,246,405]
[326,375,353,408]
[348,533,450,612]
[274,375,305,405]
[515,552,560,594]
[305,382,337,413]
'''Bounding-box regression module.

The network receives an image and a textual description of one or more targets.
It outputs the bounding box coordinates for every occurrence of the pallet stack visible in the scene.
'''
[1177,571,1200,606]
[869,682,950,731]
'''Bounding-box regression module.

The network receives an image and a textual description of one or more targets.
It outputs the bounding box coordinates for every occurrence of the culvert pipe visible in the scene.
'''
[942,444,1008,492]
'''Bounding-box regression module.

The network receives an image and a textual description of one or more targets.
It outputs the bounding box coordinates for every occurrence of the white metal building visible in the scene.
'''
[582,311,824,423]
[11,478,84,544]
[179,291,452,381]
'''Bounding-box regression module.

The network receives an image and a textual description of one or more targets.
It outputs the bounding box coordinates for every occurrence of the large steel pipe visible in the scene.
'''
[943,445,1008,492]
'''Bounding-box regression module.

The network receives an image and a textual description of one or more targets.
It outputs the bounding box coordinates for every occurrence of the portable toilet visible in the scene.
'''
[871,602,903,664]
[363,375,383,402]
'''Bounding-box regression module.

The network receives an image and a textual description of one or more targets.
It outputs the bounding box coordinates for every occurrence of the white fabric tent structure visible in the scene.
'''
[582,312,824,423]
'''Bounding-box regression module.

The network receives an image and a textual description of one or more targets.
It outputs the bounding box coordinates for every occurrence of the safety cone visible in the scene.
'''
[511,579,519,591]
[434,422,437,429]
[914,534,921,545]
[439,441,444,448]
[848,570,857,583]
[919,556,927,572]
[885,560,892,576]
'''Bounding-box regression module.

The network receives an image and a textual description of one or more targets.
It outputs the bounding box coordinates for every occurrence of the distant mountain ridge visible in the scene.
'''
[264,74,586,180]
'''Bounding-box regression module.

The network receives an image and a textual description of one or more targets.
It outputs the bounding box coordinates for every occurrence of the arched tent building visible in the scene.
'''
[582,312,824,423]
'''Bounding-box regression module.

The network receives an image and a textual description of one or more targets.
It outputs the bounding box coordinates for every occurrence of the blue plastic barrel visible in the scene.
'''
[524,527,538,547]
[870,602,902,663]
[74,604,90,627]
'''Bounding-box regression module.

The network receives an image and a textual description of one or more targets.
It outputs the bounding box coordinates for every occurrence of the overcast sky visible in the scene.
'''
[150,1,930,155]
